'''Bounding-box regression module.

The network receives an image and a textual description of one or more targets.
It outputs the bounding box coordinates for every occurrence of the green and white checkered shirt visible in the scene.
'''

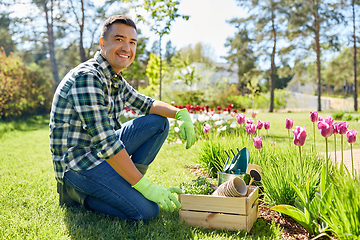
[49,51,154,183]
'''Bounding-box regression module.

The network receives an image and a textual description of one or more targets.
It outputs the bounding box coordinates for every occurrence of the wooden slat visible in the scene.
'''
[179,186,258,215]
[179,201,259,232]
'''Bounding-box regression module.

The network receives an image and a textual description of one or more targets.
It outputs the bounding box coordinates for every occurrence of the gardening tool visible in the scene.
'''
[223,147,249,174]
[247,169,262,195]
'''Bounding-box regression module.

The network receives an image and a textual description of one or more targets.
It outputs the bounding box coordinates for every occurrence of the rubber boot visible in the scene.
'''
[57,182,87,207]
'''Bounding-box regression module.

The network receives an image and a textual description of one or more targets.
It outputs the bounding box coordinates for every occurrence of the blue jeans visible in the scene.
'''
[63,114,169,221]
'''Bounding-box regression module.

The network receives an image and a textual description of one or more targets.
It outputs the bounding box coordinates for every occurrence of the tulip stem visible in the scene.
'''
[299,146,303,185]
[325,137,329,175]
[313,122,316,151]
[341,135,344,173]
[334,134,337,163]
[351,143,354,177]
[288,129,291,144]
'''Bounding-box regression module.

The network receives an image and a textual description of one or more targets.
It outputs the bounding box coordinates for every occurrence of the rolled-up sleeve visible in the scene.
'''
[68,73,124,160]
[123,80,154,115]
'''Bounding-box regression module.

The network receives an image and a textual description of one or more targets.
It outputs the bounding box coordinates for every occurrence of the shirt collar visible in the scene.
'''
[95,51,122,83]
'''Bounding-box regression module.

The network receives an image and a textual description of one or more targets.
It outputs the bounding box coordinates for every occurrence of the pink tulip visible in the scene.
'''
[318,116,324,122]
[332,122,339,135]
[292,126,307,147]
[310,111,318,123]
[318,116,334,138]
[252,111,258,118]
[337,121,349,135]
[246,118,253,124]
[203,124,210,134]
[253,136,263,149]
[285,119,293,130]
[346,129,357,144]
[245,124,256,135]
[264,121,270,130]
[256,120,263,130]
[236,113,246,125]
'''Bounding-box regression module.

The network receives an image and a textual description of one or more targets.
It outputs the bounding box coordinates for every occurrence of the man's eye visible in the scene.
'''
[116,38,122,41]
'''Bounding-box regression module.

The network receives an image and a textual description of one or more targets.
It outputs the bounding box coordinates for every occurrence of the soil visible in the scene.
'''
[258,204,310,240]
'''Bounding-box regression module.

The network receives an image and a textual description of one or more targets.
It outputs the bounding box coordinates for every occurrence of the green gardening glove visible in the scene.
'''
[132,176,183,212]
[175,109,196,149]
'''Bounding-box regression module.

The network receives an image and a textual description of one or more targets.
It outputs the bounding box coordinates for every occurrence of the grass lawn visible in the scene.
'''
[1,111,359,239]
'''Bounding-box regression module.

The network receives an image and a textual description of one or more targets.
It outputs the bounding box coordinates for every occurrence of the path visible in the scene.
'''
[328,148,360,173]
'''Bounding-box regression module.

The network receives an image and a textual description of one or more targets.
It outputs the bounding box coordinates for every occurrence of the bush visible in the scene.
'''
[0,48,53,120]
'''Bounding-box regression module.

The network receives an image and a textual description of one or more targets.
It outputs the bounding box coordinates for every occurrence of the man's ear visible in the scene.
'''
[99,37,104,50]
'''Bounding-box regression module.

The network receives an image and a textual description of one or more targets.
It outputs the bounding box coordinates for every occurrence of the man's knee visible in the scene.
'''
[137,202,160,222]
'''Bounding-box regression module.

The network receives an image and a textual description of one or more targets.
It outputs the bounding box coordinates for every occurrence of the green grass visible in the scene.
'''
[0,116,283,239]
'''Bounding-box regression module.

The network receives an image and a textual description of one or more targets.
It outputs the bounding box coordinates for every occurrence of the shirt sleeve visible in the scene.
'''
[67,72,124,159]
[122,79,154,114]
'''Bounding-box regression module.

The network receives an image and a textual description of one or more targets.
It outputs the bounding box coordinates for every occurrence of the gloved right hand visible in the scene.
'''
[132,176,183,212]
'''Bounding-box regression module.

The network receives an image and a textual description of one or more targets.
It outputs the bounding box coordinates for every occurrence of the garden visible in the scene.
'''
[1,107,359,240]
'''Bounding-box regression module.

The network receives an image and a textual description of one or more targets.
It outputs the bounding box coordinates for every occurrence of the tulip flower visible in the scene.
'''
[310,111,318,150]
[246,118,253,124]
[310,111,318,122]
[332,122,339,163]
[292,126,307,147]
[256,120,263,130]
[285,119,293,142]
[264,121,270,137]
[203,124,210,134]
[256,120,263,136]
[318,116,324,122]
[253,136,263,150]
[318,116,334,173]
[236,113,246,125]
[245,124,256,135]
[293,126,307,179]
[252,111,258,119]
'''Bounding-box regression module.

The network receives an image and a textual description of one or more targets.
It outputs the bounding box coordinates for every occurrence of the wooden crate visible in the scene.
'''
[179,186,259,232]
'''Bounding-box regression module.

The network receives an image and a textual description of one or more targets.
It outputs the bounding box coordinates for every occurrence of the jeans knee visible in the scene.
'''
[137,202,160,222]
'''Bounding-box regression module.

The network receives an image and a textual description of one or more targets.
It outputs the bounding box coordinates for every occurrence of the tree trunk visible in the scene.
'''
[314,1,322,111]
[44,0,60,84]
[269,6,276,113]
[353,0,358,111]
[79,0,86,62]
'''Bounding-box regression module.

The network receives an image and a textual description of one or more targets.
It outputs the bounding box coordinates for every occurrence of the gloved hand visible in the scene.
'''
[132,176,183,212]
[175,109,196,149]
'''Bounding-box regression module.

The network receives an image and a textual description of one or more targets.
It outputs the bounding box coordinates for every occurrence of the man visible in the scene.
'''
[49,15,196,222]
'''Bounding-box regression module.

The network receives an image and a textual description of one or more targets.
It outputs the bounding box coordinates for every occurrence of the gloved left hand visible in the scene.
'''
[175,109,196,149]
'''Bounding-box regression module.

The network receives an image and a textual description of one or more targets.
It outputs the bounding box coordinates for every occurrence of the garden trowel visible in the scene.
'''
[223,147,249,174]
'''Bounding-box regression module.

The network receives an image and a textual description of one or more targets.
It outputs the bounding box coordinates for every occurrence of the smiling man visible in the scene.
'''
[49,15,196,221]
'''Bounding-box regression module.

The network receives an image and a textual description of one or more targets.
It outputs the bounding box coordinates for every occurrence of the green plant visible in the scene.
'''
[320,168,360,239]
[271,164,332,238]
[332,111,346,120]
[179,176,215,195]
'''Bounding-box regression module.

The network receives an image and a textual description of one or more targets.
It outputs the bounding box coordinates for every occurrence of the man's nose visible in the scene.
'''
[121,41,130,51]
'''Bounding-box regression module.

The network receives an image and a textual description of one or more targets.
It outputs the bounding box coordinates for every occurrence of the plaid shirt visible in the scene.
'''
[49,51,154,183]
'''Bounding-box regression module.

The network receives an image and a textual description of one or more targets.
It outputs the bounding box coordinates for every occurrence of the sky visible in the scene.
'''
[126,0,247,63]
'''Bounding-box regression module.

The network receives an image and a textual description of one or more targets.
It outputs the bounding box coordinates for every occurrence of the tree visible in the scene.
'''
[285,0,344,111]
[0,12,16,55]
[179,42,215,64]
[350,0,360,110]
[165,40,176,62]
[224,26,257,88]
[133,0,189,100]
[232,0,286,112]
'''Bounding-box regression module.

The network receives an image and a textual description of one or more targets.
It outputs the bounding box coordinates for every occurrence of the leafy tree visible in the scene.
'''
[284,0,344,111]
[224,26,257,88]
[178,42,215,64]
[231,0,286,112]
[132,0,189,100]
[0,12,16,55]
[165,40,176,63]
[170,52,201,86]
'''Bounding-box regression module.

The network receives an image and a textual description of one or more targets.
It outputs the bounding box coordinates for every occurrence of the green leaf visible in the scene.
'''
[271,205,313,234]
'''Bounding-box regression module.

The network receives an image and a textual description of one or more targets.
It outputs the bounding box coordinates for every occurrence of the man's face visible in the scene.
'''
[99,23,137,73]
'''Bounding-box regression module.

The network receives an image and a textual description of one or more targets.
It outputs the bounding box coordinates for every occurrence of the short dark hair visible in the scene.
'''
[101,15,137,40]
